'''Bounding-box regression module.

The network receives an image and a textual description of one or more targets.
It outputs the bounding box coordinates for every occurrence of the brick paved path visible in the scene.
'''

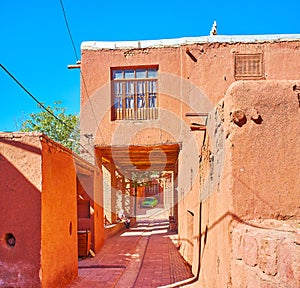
[68,218,193,288]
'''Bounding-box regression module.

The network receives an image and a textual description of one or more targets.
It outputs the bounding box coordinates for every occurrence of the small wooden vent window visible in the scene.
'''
[234,53,264,79]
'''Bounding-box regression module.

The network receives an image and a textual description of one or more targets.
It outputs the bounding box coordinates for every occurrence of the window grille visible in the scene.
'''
[234,53,264,79]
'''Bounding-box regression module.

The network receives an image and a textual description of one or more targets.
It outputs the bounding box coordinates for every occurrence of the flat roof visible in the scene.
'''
[81,34,300,50]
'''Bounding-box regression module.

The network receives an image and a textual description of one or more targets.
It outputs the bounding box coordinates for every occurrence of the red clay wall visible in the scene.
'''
[77,171,95,251]
[80,40,300,147]
[193,80,300,287]
[80,39,300,287]
[225,80,300,287]
[76,162,104,253]
[41,137,78,288]
[0,133,103,287]
[93,167,104,252]
[0,133,43,287]
[80,45,189,147]
[231,220,300,288]
[226,80,300,220]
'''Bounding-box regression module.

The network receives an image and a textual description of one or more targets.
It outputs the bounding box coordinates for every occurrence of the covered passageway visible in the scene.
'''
[95,143,181,224]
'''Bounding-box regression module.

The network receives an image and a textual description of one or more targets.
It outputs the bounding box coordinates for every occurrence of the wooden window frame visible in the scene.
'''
[111,66,158,121]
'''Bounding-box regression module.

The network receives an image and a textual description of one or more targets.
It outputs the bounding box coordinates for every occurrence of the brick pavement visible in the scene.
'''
[67,218,193,288]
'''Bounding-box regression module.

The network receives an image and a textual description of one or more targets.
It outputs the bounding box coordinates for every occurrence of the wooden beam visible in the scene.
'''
[95,143,180,173]
[185,112,208,117]
[67,64,81,69]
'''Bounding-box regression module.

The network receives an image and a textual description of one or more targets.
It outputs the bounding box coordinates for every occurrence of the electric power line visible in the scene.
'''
[0,63,96,158]
[59,0,79,61]
[0,63,79,135]
[59,0,103,146]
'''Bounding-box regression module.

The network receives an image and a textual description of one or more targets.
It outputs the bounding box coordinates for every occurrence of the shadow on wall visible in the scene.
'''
[0,151,42,287]
[0,137,42,155]
[198,208,298,268]
[0,134,79,287]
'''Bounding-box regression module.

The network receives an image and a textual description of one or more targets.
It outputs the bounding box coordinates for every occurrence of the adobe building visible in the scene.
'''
[0,132,103,287]
[78,34,300,287]
[185,79,300,287]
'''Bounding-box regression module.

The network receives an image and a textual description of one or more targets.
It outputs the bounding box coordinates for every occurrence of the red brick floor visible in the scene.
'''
[67,218,193,288]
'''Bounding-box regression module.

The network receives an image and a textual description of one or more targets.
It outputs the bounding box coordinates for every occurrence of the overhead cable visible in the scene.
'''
[59,0,79,61]
[0,63,95,158]
[0,63,79,135]
[59,0,102,145]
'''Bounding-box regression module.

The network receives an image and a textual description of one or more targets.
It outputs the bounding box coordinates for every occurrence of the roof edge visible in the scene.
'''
[81,34,300,50]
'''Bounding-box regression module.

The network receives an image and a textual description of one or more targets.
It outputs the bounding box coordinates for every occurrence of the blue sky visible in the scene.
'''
[1,0,299,132]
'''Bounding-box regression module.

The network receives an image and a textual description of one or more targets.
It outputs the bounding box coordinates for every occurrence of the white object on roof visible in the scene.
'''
[210,21,217,36]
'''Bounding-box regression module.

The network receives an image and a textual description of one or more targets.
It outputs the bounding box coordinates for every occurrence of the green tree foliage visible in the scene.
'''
[20,101,80,152]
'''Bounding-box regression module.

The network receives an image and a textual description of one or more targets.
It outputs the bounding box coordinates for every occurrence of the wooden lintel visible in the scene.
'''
[186,112,209,117]
[186,48,198,62]
[96,143,180,173]
[190,126,207,131]
[68,64,81,69]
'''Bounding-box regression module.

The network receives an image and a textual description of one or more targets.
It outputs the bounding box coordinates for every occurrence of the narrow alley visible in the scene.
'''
[68,217,193,288]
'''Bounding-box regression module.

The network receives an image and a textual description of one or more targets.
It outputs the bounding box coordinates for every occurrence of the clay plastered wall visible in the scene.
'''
[93,201,104,252]
[41,138,78,288]
[80,41,300,148]
[224,80,300,287]
[225,80,300,220]
[178,191,201,271]
[77,171,95,242]
[80,46,197,148]
[76,165,104,253]
[93,167,104,252]
[178,104,229,281]
[231,220,300,288]
[0,133,43,287]
[188,80,300,287]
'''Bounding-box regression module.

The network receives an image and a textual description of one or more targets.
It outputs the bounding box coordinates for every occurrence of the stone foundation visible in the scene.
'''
[231,220,300,288]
